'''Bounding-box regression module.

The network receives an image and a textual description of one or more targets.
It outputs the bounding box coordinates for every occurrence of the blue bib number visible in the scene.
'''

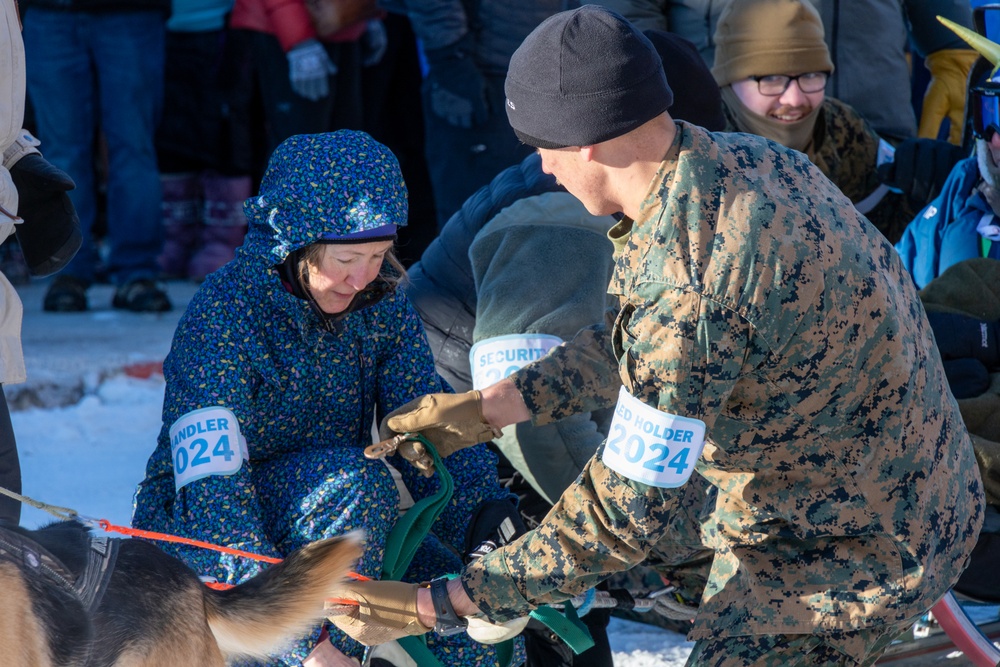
[470,334,562,390]
[602,387,706,488]
[171,406,247,492]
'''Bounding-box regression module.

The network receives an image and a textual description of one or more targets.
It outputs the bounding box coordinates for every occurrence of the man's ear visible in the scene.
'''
[580,145,596,162]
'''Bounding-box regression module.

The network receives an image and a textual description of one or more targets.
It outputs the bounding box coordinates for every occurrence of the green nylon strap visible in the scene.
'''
[380,435,453,582]
[396,635,438,665]
[379,435,450,667]
[530,603,595,654]
[378,435,589,665]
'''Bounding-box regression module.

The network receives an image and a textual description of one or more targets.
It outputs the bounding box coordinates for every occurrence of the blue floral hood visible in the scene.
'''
[241,131,408,265]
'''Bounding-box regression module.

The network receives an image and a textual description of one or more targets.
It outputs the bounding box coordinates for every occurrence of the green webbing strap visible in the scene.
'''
[396,636,440,665]
[378,436,589,665]
[380,435,453,582]
[529,603,595,654]
[379,435,451,667]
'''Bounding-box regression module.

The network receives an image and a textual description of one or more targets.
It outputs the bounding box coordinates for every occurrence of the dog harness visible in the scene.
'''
[0,526,120,612]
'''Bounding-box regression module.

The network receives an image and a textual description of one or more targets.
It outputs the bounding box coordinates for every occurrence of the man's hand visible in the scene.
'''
[919,48,978,145]
[378,390,501,462]
[327,580,431,646]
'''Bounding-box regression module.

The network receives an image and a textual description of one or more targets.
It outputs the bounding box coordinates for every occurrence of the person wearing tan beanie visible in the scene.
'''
[712,0,920,244]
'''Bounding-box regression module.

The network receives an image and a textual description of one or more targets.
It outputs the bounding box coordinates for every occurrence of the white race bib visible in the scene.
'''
[470,334,562,390]
[171,406,248,492]
[602,387,706,488]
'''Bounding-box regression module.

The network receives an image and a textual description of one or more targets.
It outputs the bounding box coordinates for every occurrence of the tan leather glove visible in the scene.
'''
[919,49,978,145]
[377,391,502,469]
[326,580,431,646]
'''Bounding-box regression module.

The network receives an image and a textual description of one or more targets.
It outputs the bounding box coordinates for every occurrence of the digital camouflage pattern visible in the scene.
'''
[722,97,916,244]
[461,122,984,659]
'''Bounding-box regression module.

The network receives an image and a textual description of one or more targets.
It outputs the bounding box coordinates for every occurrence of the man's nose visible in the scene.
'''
[780,79,809,106]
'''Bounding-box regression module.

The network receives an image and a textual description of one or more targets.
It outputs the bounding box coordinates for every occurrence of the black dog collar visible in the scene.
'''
[430,576,468,636]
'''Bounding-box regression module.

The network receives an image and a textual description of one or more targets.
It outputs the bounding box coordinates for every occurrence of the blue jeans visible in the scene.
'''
[23,8,165,285]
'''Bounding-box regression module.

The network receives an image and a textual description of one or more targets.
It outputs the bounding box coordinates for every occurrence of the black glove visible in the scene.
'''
[424,34,488,129]
[464,498,527,563]
[9,154,82,277]
[877,138,967,209]
[927,311,1000,369]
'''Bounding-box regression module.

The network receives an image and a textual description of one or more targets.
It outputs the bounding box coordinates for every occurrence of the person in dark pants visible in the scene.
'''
[22,0,172,313]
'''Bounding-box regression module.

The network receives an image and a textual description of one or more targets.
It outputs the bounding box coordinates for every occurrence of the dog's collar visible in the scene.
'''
[0,525,78,593]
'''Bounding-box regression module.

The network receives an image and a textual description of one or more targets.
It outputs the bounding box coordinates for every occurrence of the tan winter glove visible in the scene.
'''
[326,580,431,646]
[918,48,978,145]
[376,391,502,473]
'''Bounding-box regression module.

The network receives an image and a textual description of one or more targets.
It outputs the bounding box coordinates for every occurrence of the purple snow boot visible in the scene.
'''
[188,173,251,281]
[157,173,201,279]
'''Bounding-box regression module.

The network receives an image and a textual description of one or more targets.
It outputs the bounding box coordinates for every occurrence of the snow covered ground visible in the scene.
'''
[8,274,695,665]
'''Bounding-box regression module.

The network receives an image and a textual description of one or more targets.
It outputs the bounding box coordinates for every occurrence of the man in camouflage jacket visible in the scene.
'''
[331,7,985,664]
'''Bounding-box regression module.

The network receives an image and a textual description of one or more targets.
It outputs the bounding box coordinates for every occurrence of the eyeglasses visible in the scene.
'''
[751,72,830,96]
[972,84,1000,140]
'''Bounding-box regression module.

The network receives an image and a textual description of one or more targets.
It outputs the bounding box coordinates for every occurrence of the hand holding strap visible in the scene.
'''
[377,391,502,472]
[326,580,431,646]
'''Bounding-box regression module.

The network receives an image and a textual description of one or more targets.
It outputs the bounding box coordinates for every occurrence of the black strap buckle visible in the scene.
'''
[430,576,468,636]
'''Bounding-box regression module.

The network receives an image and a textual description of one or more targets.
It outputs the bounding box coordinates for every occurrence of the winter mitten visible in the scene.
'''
[876,138,967,209]
[9,153,82,277]
[942,358,991,399]
[927,311,1000,368]
[464,498,526,564]
[919,48,978,144]
[287,39,337,101]
[423,35,488,129]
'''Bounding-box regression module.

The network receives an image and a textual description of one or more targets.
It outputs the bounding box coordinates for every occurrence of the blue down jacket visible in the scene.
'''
[896,156,1000,289]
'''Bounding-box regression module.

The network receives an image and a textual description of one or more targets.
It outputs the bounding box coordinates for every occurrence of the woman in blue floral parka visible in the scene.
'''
[131,131,520,666]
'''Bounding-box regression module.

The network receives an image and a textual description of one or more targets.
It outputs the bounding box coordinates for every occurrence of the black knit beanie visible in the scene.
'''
[505,5,674,149]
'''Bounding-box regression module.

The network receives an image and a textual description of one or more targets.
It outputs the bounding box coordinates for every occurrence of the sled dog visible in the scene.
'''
[0,520,362,666]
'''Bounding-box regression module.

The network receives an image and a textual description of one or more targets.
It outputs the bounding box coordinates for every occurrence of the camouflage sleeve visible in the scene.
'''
[460,453,681,621]
[462,285,751,620]
[508,309,622,425]
[823,99,882,205]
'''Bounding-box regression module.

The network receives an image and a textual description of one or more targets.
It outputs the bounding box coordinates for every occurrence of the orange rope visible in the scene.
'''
[98,520,283,564]
[97,519,368,597]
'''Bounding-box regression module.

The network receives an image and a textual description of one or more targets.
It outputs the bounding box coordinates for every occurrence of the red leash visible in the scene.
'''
[98,519,368,599]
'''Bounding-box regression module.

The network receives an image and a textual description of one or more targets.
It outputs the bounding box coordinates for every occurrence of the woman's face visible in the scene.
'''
[307,240,394,314]
[730,75,825,122]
